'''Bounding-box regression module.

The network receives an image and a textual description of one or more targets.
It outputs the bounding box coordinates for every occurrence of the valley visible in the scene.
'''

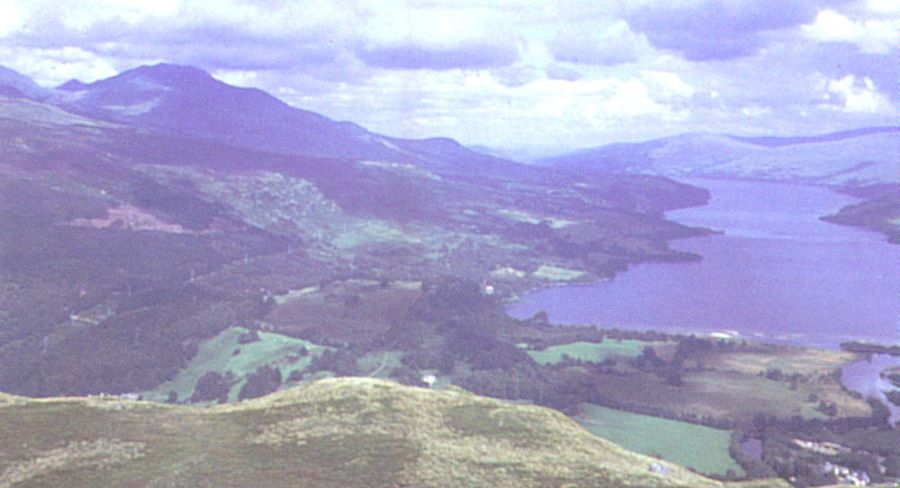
[0,64,897,487]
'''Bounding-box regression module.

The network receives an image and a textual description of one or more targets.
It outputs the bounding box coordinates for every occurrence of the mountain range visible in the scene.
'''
[540,128,900,186]
[2,63,519,176]
[6,63,897,186]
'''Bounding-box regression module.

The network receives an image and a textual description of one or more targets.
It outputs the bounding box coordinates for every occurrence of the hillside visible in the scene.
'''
[541,128,900,186]
[0,93,708,398]
[0,377,786,488]
[821,185,900,243]
[0,67,52,101]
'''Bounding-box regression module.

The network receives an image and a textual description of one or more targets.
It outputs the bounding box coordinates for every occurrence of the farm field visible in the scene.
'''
[686,371,871,419]
[571,365,871,423]
[575,403,745,477]
[526,339,652,365]
[707,348,860,377]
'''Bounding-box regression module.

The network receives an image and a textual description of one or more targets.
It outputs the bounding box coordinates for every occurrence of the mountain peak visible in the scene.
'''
[57,79,90,91]
[120,63,213,84]
[105,63,216,89]
[136,63,212,79]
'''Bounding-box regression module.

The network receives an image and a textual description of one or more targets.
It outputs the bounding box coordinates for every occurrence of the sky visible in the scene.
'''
[0,0,897,154]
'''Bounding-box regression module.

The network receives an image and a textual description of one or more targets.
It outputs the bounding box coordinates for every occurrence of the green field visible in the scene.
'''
[141,327,329,403]
[527,340,648,365]
[575,403,745,477]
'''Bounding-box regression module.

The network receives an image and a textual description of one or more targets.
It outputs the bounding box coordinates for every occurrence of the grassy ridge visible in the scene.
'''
[0,378,789,488]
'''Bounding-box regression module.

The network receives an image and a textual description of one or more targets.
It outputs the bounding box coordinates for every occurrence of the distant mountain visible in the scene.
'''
[0,66,53,100]
[542,129,900,185]
[730,126,900,147]
[55,64,399,160]
[52,63,523,174]
[56,78,90,91]
[0,85,25,98]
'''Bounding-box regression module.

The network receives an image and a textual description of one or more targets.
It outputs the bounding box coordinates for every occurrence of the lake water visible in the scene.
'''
[508,178,899,420]
[508,178,899,349]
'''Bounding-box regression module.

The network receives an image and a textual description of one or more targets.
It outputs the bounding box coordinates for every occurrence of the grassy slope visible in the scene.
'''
[141,327,329,403]
[0,378,789,488]
[576,403,744,476]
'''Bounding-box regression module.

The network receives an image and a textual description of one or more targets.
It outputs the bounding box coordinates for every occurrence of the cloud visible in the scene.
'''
[4,0,522,76]
[741,105,773,117]
[641,70,696,98]
[0,0,26,37]
[355,5,521,70]
[269,67,698,150]
[822,75,893,114]
[0,46,119,86]
[549,21,651,66]
[545,64,582,81]
[802,9,900,54]
[623,0,850,60]
[865,0,900,15]
[490,64,543,87]
[1,1,352,79]
[357,42,519,70]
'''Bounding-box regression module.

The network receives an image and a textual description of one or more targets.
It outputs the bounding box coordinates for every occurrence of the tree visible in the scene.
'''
[665,369,684,387]
[238,366,282,400]
[238,329,260,344]
[765,369,784,381]
[190,371,232,403]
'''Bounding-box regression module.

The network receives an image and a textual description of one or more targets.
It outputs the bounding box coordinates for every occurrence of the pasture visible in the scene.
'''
[575,403,744,477]
[527,339,649,365]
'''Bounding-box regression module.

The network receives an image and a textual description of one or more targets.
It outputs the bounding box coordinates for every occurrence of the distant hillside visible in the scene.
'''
[0,67,52,101]
[822,184,900,243]
[542,128,900,185]
[0,95,708,398]
[0,377,785,488]
[730,127,900,147]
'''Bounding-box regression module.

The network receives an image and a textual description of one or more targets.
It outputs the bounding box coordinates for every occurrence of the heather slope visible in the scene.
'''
[0,378,786,488]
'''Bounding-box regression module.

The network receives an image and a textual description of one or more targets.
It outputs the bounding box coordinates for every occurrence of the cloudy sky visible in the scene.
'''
[0,0,897,153]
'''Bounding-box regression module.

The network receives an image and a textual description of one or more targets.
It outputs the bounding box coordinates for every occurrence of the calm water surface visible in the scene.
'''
[509,178,899,349]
